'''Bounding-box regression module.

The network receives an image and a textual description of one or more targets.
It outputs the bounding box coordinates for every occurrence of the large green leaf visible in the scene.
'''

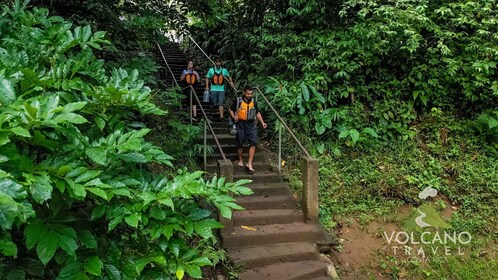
[54,113,88,124]
[193,219,222,238]
[185,265,202,279]
[83,256,103,276]
[36,230,58,265]
[78,230,97,249]
[117,152,148,163]
[124,213,141,228]
[57,261,83,279]
[350,129,360,143]
[65,179,86,199]
[26,174,53,204]
[104,264,121,280]
[488,117,498,129]
[10,127,31,138]
[25,220,46,250]
[74,170,102,183]
[0,178,27,199]
[0,75,15,106]
[0,193,21,230]
[56,232,78,257]
[0,233,17,256]
[85,147,107,165]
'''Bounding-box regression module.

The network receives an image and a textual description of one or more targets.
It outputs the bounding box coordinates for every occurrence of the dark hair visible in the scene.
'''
[244,85,253,92]
[214,57,222,62]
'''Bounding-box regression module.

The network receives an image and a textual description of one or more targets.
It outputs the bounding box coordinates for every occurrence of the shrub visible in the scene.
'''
[0,2,250,279]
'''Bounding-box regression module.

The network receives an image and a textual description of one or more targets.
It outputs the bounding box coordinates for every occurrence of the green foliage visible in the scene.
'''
[191,0,498,141]
[476,110,498,140]
[0,3,251,279]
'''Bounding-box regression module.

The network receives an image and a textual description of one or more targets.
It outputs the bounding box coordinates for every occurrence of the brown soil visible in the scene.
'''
[330,205,413,279]
[330,201,464,279]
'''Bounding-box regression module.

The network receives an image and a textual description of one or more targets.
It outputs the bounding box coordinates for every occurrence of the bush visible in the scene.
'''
[0,2,250,279]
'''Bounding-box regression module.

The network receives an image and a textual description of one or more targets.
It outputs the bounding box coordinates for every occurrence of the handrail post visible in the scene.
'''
[203,120,207,170]
[278,122,282,173]
[217,159,234,236]
[189,87,193,125]
[301,157,319,223]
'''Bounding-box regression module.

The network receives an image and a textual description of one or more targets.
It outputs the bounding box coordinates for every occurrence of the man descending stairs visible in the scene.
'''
[205,120,338,280]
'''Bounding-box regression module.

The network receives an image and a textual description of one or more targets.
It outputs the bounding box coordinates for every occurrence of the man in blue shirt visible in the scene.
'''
[205,58,233,120]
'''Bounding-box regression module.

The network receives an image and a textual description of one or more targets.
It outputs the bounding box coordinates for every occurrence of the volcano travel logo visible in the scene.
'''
[383,186,471,260]
[415,187,438,228]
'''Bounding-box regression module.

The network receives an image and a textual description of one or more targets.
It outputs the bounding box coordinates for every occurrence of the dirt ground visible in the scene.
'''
[329,200,466,279]
[330,205,415,279]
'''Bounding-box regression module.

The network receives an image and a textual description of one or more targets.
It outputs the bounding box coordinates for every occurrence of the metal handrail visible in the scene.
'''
[189,85,227,161]
[156,44,227,163]
[255,87,312,159]
[157,44,179,88]
[255,87,319,223]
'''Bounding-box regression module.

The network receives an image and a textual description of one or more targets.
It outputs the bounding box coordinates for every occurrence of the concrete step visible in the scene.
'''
[238,260,329,280]
[222,222,329,248]
[228,242,318,268]
[205,162,273,174]
[205,172,284,183]
[204,134,237,145]
[233,209,303,226]
[236,194,296,210]
[205,153,267,164]
[233,172,284,183]
[246,182,290,196]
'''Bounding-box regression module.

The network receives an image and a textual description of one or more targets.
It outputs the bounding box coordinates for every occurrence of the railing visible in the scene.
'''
[255,87,319,223]
[157,44,179,89]
[156,44,232,182]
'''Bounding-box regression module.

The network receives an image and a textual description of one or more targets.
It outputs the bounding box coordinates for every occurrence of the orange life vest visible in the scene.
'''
[237,99,256,121]
[212,69,224,85]
[185,72,197,85]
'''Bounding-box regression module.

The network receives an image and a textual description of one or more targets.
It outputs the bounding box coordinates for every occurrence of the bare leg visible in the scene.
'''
[219,105,224,118]
[192,104,197,117]
[247,146,256,170]
[237,148,244,167]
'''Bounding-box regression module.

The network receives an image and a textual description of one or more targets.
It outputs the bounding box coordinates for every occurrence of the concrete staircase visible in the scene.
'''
[205,121,336,280]
[158,43,337,280]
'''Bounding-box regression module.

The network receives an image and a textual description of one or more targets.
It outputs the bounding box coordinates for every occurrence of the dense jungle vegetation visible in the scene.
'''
[191,0,498,278]
[1,0,497,279]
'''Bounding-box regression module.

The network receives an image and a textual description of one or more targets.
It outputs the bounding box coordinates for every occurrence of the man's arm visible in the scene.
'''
[229,101,238,121]
[205,68,212,90]
[256,112,267,128]
[224,69,234,87]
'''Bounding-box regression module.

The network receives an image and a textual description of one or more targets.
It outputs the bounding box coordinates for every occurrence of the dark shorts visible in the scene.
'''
[236,121,258,147]
[210,90,225,107]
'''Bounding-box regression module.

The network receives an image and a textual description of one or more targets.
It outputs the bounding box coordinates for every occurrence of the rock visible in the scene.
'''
[327,264,340,279]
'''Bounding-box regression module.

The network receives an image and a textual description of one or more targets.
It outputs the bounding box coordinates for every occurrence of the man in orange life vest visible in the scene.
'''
[205,58,233,120]
[180,61,201,121]
[229,86,267,173]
